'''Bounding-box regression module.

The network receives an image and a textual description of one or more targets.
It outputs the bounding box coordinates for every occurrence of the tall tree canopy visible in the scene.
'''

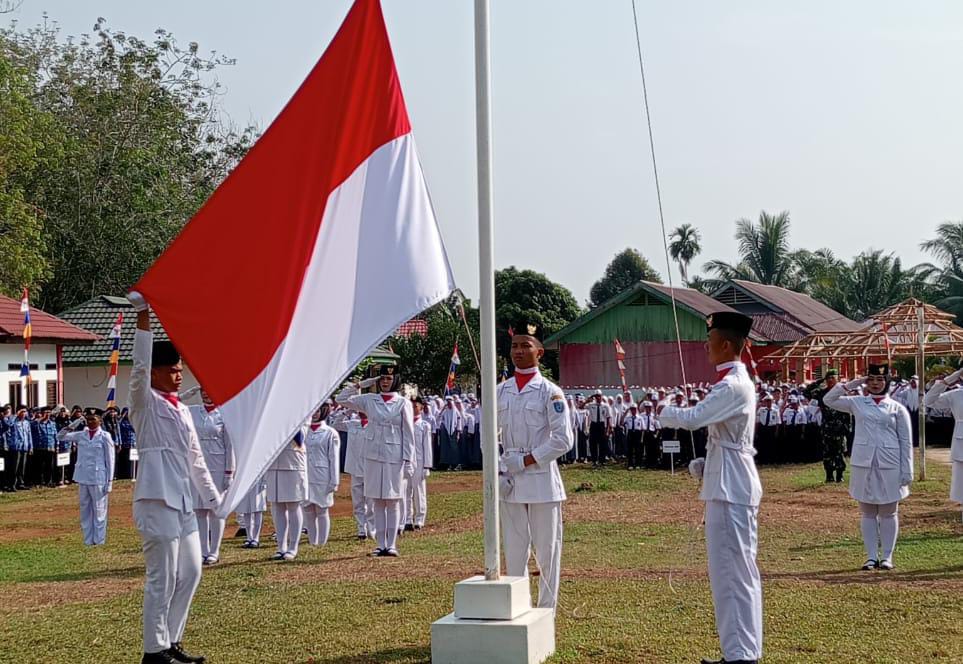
[703,211,796,289]
[588,248,662,308]
[0,19,255,312]
[495,267,582,375]
[668,223,702,284]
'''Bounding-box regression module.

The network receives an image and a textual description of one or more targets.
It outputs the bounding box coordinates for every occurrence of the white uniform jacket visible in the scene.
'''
[659,362,762,507]
[188,406,235,498]
[60,426,115,489]
[305,423,341,507]
[924,382,963,463]
[497,372,573,504]
[129,329,220,513]
[413,418,434,469]
[824,383,913,473]
[336,388,415,466]
[334,418,366,477]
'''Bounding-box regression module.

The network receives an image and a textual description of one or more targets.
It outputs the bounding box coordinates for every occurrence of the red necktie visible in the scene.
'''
[381,394,394,403]
[715,367,733,383]
[872,396,886,405]
[160,392,179,408]
[515,372,535,391]
[204,405,217,413]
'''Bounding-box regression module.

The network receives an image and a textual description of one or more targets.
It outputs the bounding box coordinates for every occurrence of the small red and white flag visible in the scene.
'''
[132,0,454,513]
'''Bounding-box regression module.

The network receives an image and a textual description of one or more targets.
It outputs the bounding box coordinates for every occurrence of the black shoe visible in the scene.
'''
[357,534,367,541]
[404,524,415,532]
[862,559,878,571]
[142,651,177,664]
[701,659,757,664]
[825,476,834,483]
[167,642,205,663]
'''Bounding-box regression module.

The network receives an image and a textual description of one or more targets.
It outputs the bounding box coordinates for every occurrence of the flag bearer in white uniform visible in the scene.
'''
[337,364,416,558]
[184,389,234,566]
[58,408,115,546]
[406,396,434,530]
[658,311,763,664]
[924,368,963,522]
[497,323,574,611]
[334,411,375,540]
[127,293,221,664]
[266,427,309,561]
[303,404,340,546]
[825,363,913,570]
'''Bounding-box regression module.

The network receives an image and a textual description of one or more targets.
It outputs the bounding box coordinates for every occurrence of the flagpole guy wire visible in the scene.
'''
[630,0,687,392]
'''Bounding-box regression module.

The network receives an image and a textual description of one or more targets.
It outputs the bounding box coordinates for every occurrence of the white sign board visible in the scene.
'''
[0,457,4,472]
[56,452,71,467]
[662,439,681,454]
[129,448,139,461]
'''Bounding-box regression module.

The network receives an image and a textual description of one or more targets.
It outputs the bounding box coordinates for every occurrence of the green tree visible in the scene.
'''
[588,248,662,308]
[704,211,796,288]
[1,20,256,313]
[791,248,848,313]
[920,221,963,323]
[836,250,929,321]
[495,267,582,375]
[668,223,701,284]
[388,297,480,394]
[0,53,54,296]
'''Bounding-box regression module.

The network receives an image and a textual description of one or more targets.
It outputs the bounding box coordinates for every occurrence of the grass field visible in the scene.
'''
[1,454,962,663]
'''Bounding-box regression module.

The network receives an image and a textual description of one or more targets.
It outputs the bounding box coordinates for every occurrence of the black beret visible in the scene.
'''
[84,407,104,417]
[152,340,181,367]
[706,311,753,338]
[379,364,399,377]
[867,363,889,377]
[509,321,543,343]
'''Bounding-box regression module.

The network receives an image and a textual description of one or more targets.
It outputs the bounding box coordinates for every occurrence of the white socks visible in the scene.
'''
[305,505,331,546]
[373,498,401,551]
[859,501,899,561]
[248,511,264,543]
[271,502,303,555]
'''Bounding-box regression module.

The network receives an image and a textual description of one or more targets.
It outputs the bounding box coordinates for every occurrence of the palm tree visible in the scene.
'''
[838,250,931,322]
[667,223,702,283]
[703,211,796,288]
[920,221,963,322]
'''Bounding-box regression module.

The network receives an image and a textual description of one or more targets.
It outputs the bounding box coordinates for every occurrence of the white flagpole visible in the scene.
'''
[474,0,500,581]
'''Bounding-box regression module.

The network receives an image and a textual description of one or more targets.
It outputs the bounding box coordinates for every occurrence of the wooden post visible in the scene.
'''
[917,304,927,481]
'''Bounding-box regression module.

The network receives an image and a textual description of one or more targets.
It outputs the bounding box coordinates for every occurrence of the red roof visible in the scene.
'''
[0,295,99,344]
[395,319,428,338]
[726,280,860,333]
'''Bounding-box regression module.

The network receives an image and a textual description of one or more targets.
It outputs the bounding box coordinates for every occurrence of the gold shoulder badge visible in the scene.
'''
[551,394,564,401]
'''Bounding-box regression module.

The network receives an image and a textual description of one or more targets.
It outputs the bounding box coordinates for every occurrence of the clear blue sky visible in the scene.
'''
[8,0,963,304]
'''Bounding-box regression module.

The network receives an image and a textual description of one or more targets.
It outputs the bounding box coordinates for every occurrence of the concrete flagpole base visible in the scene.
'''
[431,576,556,664]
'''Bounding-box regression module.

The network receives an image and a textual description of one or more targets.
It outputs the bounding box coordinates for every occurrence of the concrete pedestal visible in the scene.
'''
[431,608,555,664]
[454,575,530,620]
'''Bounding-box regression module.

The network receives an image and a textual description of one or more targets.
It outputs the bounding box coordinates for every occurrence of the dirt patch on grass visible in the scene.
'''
[0,576,140,616]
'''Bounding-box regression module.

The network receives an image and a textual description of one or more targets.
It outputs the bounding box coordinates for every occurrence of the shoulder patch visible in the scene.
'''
[553,401,565,413]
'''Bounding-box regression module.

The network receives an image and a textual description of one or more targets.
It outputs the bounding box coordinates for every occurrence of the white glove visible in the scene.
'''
[498,474,514,500]
[900,472,913,487]
[127,290,148,312]
[502,453,527,475]
[688,457,705,480]
[404,460,415,479]
[71,418,85,430]
[358,377,379,389]
[104,483,112,494]
[845,378,864,391]
[947,368,963,385]
[423,469,431,479]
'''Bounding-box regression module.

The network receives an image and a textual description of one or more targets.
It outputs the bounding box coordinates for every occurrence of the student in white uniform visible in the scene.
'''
[406,396,434,530]
[334,411,375,541]
[497,323,574,611]
[824,363,913,571]
[924,368,963,522]
[337,364,416,558]
[127,293,221,664]
[659,312,763,664]
[58,408,116,546]
[266,427,309,561]
[237,473,268,549]
[184,389,234,565]
[303,404,340,546]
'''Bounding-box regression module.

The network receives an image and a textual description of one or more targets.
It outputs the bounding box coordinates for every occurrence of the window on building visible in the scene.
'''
[8,382,22,409]
[46,381,58,406]
[25,381,39,409]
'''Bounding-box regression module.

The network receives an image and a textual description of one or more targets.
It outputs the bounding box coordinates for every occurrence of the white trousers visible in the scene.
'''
[133,499,202,654]
[195,509,225,560]
[500,501,563,610]
[350,475,375,537]
[406,474,428,526]
[399,477,409,530]
[372,498,401,551]
[859,501,899,562]
[303,504,331,546]
[79,483,109,546]
[271,501,303,556]
[705,500,763,662]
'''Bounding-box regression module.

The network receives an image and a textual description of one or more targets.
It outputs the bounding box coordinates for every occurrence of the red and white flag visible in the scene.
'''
[132,0,454,513]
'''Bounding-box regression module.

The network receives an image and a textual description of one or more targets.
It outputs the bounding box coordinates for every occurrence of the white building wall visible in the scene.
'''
[63,364,200,409]
[0,343,59,408]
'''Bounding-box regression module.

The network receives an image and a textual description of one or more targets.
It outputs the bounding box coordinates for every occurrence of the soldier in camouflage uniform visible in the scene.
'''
[806,370,850,482]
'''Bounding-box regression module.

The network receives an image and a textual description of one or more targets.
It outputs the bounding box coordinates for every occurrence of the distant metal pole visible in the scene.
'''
[917,304,927,481]
[474,0,500,581]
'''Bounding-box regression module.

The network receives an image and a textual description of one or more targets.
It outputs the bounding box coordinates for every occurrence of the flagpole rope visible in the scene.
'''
[629,0,687,391]
[629,0,702,596]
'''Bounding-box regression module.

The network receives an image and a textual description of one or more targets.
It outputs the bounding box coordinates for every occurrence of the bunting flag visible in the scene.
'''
[613,338,628,394]
[106,314,124,408]
[742,339,759,379]
[445,343,461,395]
[19,288,31,380]
[131,0,454,515]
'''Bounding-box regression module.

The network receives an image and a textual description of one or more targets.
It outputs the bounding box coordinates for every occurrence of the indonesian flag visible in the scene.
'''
[131,0,454,513]
[106,314,123,408]
[445,343,460,395]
